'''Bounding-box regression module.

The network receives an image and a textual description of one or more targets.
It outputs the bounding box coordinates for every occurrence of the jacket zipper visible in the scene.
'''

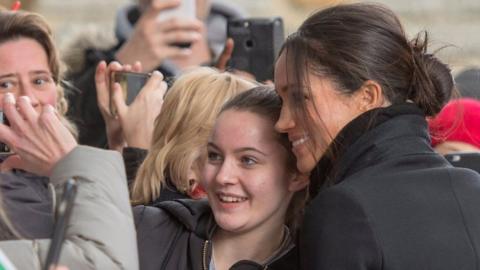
[202,239,270,270]
[203,239,210,270]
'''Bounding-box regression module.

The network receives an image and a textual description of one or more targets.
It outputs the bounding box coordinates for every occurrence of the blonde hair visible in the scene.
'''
[131,67,256,205]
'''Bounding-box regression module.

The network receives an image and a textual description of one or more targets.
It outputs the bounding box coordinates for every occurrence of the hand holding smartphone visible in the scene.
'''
[109,71,151,116]
[156,0,196,48]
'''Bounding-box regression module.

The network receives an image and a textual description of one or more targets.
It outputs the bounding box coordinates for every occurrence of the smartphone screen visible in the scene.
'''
[43,179,78,270]
[110,71,151,115]
[156,0,196,48]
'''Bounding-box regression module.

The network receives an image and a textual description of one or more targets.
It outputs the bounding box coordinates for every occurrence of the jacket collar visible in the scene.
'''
[156,199,296,269]
[310,103,430,197]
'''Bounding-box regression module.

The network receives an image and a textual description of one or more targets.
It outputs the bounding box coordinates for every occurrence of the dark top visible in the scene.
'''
[0,171,53,240]
[300,104,480,270]
[134,199,297,270]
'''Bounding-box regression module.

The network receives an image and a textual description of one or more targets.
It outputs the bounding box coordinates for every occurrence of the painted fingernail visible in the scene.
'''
[4,93,15,104]
[19,96,31,104]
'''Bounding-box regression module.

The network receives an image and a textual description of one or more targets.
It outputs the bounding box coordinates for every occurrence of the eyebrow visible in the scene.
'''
[0,73,16,80]
[29,70,51,76]
[207,142,268,157]
[0,70,51,80]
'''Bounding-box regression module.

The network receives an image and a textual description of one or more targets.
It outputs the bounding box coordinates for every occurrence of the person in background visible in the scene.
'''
[64,0,245,148]
[429,98,480,155]
[0,8,76,239]
[274,3,480,269]
[455,67,480,100]
[0,92,137,269]
[134,86,309,270]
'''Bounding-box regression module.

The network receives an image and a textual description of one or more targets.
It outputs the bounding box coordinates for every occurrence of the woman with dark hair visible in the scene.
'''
[274,3,480,269]
[134,86,308,270]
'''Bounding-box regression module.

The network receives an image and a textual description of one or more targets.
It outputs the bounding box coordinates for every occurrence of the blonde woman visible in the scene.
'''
[95,65,256,204]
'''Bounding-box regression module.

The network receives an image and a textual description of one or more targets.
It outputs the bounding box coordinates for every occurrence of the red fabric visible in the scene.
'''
[428,98,480,148]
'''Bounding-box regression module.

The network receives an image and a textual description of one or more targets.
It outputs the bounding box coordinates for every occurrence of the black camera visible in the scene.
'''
[227,17,284,82]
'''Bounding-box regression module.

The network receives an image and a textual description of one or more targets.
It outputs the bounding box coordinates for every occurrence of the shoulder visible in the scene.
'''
[300,186,382,269]
[61,28,118,76]
[134,199,212,234]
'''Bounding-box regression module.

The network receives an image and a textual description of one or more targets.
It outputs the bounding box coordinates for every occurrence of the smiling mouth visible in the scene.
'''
[217,194,248,203]
[292,136,309,147]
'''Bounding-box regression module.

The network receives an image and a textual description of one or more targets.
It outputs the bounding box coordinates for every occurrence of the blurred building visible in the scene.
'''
[1,0,479,72]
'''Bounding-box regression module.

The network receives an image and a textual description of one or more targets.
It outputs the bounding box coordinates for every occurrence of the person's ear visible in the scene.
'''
[288,172,310,192]
[355,80,388,112]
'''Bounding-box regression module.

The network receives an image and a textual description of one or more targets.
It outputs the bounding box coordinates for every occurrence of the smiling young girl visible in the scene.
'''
[133,86,308,270]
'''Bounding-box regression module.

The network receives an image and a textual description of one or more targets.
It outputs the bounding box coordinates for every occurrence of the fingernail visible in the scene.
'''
[44,104,54,113]
[152,70,162,77]
[19,96,30,103]
[4,93,15,104]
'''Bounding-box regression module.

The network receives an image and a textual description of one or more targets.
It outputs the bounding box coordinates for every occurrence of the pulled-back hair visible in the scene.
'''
[281,3,454,156]
[220,86,308,233]
[132,67,256,205]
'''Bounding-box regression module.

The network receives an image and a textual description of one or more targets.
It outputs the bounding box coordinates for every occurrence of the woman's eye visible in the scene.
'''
[33,77,52,86]
[0,81,14,90]
[240,156,257,167]
[207,151,223,163]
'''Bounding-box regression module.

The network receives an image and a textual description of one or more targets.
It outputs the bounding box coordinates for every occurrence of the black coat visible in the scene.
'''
[134,199,297,270]
[300,104,480,270]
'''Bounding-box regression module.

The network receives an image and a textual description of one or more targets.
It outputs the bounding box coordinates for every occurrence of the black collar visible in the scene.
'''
[310,103,428,197]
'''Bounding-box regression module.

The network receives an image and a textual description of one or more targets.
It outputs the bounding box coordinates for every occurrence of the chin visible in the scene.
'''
[297,155,317,174]
[214,216,246,233]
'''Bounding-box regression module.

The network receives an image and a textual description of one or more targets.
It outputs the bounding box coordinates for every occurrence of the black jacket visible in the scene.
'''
[134,199,298,270]
[301,104,480,270]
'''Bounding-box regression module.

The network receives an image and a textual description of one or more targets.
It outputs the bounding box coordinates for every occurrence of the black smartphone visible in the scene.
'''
[110,71,151,115]
[43,179,78,270]
[227,17,284,82]
[0,111,13,157]
[444,152,480,173]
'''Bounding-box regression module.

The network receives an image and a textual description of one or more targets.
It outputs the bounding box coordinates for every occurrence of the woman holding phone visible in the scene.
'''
[274,3,480,269]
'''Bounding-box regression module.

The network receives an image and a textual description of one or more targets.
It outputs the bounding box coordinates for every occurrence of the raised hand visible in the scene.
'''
[115,0,203,71]
[95,60,142,151]
[111,71,167,149]
[0,93,77,176]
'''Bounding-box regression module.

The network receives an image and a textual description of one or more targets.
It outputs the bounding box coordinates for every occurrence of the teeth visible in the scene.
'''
[292,136,309,147]
[218,195,248,203]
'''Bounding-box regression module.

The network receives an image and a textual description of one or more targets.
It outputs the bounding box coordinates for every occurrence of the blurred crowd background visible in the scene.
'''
[0,0,479,73]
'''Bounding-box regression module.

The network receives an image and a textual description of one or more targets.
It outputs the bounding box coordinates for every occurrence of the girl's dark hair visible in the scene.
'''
[221,86,292,164]
[220,86,308,233]
[281,3,454,154]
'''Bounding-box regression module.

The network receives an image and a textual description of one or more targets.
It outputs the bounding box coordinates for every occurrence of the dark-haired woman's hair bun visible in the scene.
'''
[408,32,454,116]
